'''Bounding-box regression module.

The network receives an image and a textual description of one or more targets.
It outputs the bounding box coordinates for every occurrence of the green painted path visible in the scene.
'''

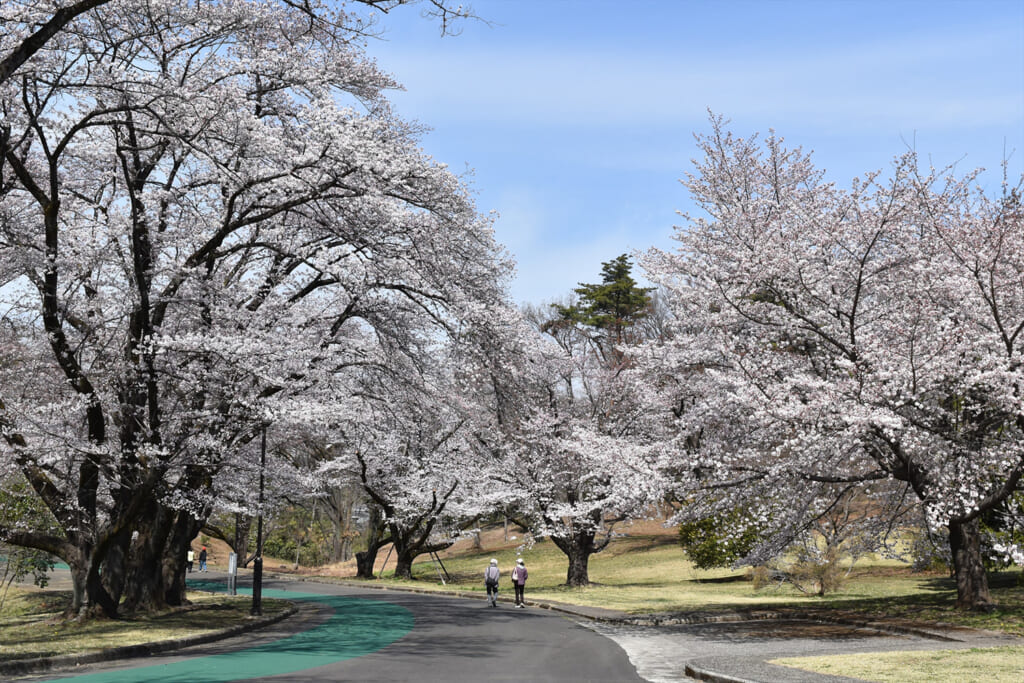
[48,583,414,682]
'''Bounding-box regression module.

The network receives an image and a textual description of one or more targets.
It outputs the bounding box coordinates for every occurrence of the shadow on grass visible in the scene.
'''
[685,574,750,584]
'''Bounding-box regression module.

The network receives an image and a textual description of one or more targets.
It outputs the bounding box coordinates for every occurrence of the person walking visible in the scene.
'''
[186,549,195,573]
[199,546,208,572]
[511,558,528,608]
[484,558,500,607]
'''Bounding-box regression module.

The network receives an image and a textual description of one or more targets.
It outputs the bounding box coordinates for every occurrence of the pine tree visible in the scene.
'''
[552,254,653,349]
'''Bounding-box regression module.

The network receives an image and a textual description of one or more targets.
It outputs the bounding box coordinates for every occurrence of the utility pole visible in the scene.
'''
[251,424,266,616]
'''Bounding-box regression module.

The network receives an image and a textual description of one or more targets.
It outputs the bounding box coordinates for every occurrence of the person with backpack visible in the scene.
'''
[511,558,528,608]
[484,558,500,607]
[199,546,208,572]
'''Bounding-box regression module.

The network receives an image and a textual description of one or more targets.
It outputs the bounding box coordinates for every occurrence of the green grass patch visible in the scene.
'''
[0,588,290,662]
[772,645,1024,682]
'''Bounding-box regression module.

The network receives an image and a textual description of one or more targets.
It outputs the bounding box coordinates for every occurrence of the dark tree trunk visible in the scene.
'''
[163,510,202,606]
[234,513,253,567]
[355,548,378,579]
[121,500,172,614]
[391,537,452,581]
[393,548,415,580]
[85,558,118,618]
[388,523,419,580]
[99,527,132,607]
[567,552,590,587]
[326,488,356,563]
[949,517,994,610]
[66,555,88,617]
[355,505,388,579]
[549,509,612,587]
[387,514,452,581]
[563,543,592,587]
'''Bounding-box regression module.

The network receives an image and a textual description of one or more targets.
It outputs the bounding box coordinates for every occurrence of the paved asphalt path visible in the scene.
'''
[27,575,646,683]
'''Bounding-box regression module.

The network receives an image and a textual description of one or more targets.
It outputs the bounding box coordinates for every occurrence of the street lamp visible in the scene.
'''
[251,424,266,616]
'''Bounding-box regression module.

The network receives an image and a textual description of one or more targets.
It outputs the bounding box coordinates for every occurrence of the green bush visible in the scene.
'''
[678,510,762,570]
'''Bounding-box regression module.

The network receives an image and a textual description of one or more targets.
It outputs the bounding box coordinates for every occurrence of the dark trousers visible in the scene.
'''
[514,583,525,604]
[486,583,498,604]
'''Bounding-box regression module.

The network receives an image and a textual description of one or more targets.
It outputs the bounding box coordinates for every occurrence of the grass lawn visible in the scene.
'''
[772,646,1024,682]
[0,588,290,662]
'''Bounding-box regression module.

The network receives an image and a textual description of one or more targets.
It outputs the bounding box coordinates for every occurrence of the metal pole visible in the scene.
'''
[251,425,266,616]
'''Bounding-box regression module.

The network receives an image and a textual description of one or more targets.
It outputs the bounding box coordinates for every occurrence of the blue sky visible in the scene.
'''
[365,0,1024,304]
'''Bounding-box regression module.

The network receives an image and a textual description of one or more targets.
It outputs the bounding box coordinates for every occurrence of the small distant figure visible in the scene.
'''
[511,558,528,608]
[199,546,208,572]
[484,558,500,607]
[186,549,195,573]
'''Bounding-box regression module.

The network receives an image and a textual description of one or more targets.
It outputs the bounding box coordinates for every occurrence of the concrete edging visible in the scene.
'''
[0,604,298,677]
[684,663,760,683]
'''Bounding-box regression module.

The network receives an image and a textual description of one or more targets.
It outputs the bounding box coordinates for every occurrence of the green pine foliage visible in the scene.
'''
[551,254,653,345]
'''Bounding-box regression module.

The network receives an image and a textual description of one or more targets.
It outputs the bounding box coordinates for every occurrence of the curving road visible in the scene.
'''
[29,575,645,683]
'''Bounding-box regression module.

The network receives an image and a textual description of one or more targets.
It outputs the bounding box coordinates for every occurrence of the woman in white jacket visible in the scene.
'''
[484,558,500,607]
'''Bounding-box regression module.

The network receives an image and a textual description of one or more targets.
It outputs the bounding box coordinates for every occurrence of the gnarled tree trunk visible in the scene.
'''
[948,516,993,610]
[355,505,389,579]
[549,509,613,587]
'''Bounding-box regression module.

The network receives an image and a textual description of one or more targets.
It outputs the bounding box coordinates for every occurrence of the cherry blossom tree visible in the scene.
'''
[0,0,510,617]
[0,0,477,86]
[465,267,662,587]
[641,115,1024,610]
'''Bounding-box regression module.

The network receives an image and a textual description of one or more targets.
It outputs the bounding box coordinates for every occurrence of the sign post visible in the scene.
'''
[227,552,238,595]
[251,425,266,616]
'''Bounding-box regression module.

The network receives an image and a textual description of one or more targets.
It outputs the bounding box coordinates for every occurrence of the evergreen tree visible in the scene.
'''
[552,254,653,351]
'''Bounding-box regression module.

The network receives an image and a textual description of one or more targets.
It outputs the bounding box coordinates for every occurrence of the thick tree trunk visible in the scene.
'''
[550,510,608,587]
[99,527,133,607]
[355,505,388,579]
[388,515,447,581]
[355,547,380,578]
[552,531,595,587]
[948,517,994,610]
[391,538,451,580]
[121,501,172,614]
[85,559,118,618]
[388,521,421,580]
[234,513,253,567]
[565,547,591,587]
[326,490,356,564]
[66,557,89,617]
[163,511,202,606]
[393,550,415,580]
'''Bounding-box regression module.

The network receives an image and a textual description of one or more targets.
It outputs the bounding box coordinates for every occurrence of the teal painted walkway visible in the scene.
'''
[46,583,414,682]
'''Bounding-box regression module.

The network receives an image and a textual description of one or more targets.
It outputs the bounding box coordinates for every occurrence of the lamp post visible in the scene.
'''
[251,424,266,616]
